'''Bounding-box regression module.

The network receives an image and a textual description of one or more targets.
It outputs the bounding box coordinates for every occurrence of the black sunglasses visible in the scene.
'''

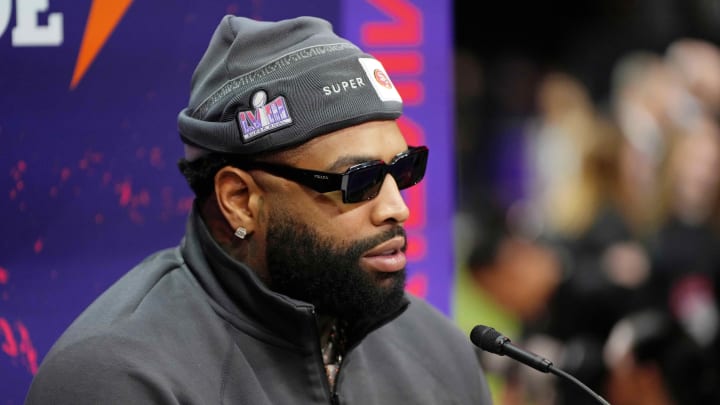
[233,146,429,203]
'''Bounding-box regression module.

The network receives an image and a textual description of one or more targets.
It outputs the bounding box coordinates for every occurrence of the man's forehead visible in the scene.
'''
[287,120,406,164]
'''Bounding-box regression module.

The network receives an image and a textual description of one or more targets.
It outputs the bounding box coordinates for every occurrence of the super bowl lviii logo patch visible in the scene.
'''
[358,58,402,103]
[237,90,293,142]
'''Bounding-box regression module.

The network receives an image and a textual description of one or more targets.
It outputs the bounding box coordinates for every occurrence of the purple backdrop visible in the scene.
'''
[342,0,454,317]
[0,1,453,402]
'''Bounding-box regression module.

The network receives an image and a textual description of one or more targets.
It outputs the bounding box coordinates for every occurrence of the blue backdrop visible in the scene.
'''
[0,1,453,401]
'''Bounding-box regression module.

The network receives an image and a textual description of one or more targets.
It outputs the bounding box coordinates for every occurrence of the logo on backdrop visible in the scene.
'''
[0,0,133,89]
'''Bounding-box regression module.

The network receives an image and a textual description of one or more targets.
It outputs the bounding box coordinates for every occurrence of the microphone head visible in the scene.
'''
[470,325,507,354]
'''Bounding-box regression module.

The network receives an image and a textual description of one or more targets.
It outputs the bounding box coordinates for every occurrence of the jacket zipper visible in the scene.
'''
[309,308,339,405]
[313,298,409,405]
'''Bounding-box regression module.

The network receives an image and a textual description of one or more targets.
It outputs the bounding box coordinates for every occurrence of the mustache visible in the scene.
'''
[351,226,407,256]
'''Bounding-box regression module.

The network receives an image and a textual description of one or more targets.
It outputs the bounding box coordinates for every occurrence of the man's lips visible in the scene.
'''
[361,236,407,272]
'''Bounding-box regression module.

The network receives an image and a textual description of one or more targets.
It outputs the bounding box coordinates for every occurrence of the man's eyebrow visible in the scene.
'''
[325,148,411,172]
[326,154,379,172]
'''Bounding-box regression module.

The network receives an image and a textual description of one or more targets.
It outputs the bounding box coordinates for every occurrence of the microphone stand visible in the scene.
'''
[470,325,611,405]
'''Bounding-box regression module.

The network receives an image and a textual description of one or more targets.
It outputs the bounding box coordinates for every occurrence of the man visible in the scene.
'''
[25,15,492,404]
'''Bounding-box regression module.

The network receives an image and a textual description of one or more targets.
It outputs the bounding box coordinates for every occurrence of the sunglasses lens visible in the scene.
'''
[345,164,385,203]
[343,147,428,203]
[391,148,428,189]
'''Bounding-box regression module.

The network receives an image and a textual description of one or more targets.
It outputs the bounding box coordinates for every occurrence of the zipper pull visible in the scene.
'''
[330,392,340,405]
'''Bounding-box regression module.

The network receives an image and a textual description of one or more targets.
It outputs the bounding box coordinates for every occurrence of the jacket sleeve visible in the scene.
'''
[25,337,180,405]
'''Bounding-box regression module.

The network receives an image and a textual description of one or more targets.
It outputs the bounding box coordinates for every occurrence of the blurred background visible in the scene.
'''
[3,1,720,404]
[451,0,720,404]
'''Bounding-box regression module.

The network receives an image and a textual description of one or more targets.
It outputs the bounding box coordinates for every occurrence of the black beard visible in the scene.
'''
[265,211,407,324]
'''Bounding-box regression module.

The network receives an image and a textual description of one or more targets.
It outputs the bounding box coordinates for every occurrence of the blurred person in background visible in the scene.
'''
[603,308,720,405]
[453,201,562,405]
[606,50,685,236]
[665,38,720,119]
[516,71,616,241]
[644,110,720,381]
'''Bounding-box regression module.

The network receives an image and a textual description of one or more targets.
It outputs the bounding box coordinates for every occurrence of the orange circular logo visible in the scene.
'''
[374,69,393,89]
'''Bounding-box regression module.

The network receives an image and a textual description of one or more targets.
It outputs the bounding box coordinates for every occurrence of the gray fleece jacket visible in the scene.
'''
[25,206,492,404]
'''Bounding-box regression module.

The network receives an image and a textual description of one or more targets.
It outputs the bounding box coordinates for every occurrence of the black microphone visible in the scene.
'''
[470,325,611,405]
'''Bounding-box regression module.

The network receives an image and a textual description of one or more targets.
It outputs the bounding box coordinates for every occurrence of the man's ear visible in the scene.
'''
[214,166,260,235]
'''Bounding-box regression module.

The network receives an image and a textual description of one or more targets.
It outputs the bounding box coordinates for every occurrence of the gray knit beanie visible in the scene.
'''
[178,15,403,160]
